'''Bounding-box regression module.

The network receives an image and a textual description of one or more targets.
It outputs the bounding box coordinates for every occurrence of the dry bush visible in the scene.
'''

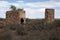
[16,24,26,35]
[54,20,60,27]
[49,35,59,40]
[25,19,45,31]
[9,24,18,30]
[44,23,54,31]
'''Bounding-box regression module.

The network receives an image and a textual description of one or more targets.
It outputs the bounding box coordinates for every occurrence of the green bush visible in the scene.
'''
[26,18,31,22]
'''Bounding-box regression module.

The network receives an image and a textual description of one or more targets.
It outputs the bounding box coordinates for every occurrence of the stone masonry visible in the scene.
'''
[45,9,54,24]
[6,9,26,25]
[0,8,55,26]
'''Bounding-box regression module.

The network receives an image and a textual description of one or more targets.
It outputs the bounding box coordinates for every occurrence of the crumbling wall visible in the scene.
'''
[45,9,54,24]
[6,10,25,25]
[19,10,26,24]
[6,10,20,25]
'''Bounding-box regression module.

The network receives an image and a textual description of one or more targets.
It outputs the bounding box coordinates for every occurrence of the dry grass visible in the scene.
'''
[0,19,60,40]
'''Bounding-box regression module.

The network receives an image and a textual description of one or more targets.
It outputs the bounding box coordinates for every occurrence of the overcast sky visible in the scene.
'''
[0,0,60,19]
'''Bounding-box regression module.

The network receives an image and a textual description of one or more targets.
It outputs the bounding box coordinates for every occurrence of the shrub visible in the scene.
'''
[54,20,60,27]
[25,19,45,31]
[44,23,54,31]
[0,26,3,29]
[9,24,17,30]
[26,18,31,22]
[49,35,59,40]
[16,24,26,35]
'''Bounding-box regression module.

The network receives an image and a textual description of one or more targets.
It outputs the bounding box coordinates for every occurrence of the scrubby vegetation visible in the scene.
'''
[54,19,60,27]
[0,18,5,21]
[0,19,60,40]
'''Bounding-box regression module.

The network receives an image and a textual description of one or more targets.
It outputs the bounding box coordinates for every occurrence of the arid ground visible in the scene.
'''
[0,19,60,40]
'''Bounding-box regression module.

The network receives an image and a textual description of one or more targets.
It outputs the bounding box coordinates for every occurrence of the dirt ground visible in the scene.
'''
[0,19,60,40]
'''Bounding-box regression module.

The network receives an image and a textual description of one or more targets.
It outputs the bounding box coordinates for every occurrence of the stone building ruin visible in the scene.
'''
[45,9,54,24]
[6,9,26,25]
[0,8,55,26]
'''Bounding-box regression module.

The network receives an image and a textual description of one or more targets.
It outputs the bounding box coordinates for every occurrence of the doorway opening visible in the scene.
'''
[21,18,24,24]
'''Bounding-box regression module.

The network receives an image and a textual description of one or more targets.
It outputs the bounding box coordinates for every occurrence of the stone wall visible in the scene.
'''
[6,10,25,25]
[45,9,54,24]
[0,8,55,26]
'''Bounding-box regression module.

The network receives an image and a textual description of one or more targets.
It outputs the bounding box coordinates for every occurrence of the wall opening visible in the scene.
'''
[21,18,24,24]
